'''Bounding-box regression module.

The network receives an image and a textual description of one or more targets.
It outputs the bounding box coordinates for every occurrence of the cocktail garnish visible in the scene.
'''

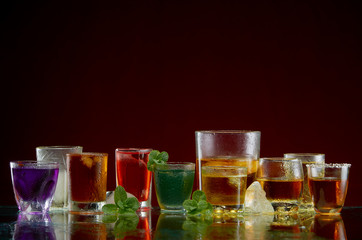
[102,186,140,216]
[183,190,213,217]
[147,150,169,171]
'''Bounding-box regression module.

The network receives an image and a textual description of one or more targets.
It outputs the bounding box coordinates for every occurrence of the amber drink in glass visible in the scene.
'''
[202,165,247,211]
[257,158,303,212]
[67,153,108,214]
[284,153,325,211]
[196,130,260,189]
[307,163,350,214]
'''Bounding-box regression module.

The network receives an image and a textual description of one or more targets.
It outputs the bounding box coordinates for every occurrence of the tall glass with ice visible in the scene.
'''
[196,130,261,189]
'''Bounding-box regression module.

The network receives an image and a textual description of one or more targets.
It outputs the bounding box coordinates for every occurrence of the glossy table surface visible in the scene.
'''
[0,206,361,239]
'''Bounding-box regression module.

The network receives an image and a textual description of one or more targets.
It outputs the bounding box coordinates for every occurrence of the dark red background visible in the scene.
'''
[1,1,361,207]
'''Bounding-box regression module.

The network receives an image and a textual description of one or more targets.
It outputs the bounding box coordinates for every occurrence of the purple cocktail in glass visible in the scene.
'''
[10,161,59,214]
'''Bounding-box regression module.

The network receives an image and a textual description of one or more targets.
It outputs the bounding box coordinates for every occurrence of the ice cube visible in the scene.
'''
[81,156,93,168]
[244,181,274,214]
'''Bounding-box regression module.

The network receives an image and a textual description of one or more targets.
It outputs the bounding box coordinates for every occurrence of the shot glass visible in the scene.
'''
[10,161,59,214]
[196,130,260,189]
[256,158,304,212]
[36,146,83,210]
[67,153,108,214]
[154,162,195,213]
[284,153,325,211]
[202,165,247,211]
[115,148,152,209]
[307,163,351,214]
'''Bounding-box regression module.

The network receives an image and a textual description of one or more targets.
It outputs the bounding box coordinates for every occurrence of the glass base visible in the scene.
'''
[298,203,315,212]
[160,207,185,214]
[69,201,105,215]
[213,205,244,214]
[271,201,299,212]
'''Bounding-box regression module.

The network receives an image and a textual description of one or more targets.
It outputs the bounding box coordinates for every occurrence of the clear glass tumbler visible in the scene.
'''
[67,153,108,214]
[115,148,153,209]
[196,130,261,189]
[307,163,351,214]
[10,161,59,214]
[256,158,304,212]
[284,153,325,211]
[36,146,82,210]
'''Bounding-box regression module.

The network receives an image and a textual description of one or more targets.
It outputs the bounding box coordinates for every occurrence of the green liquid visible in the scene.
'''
[154,169,195,211]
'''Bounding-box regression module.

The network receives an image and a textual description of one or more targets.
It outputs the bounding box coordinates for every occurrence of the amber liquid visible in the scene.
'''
[202,172,247,207]
[258,179,303,202]
[308,177,348,213]
[197,157,258,189]
[68,154,107,202]
[312,215,346,239]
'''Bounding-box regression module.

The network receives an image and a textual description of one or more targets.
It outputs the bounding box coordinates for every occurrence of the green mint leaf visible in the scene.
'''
[192,190,207,202]
[124,197,140,211]
[197,200,209,211]
[115,186,128,203]
[147,150,169,171]
[183,199,198,212]
[149,150,160,160]
[103,214,118,223]
[119,208,138,216]
[117,200,125,210]
[159,151,169,162]
[102,204,118,214]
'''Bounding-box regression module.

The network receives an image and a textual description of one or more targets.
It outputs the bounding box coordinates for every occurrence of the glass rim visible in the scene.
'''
[154,162,195,170]
[260,157,300,162]
[195,130,260,134]
[66,152,108,157]
[36,146,83,150]
[306,163,351,168]
[284,153,325,157]
[116,148,152,153]
[10,160,59,168]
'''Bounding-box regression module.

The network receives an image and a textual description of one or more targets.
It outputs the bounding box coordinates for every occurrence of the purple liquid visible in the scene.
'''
[12,167,59,212]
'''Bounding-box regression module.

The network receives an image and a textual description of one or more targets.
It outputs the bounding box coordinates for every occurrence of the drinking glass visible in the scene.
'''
[307,163,351,214]
[67,153,108,214]
[256,158,303,212]
[10,161,59,214]
[36,146,83,210]
[202,165,247,211]
[284,153,325,211]
[115,148,153,209]
[154,162,195,212]
[196,130,260,189]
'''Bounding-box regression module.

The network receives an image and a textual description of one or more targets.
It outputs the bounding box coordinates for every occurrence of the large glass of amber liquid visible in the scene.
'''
[67,152,108,214]
[195,130,261,190]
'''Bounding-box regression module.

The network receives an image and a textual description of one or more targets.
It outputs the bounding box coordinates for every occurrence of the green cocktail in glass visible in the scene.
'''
[154,162,195,212]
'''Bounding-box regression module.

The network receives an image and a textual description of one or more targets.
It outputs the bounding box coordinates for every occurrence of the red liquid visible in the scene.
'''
[116,151,151,202]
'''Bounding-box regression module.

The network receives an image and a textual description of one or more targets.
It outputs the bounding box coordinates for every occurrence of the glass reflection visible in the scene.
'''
[244,214,274,239]
[13,213,56,240]
[68,214,107,240]
[311,214,347,240]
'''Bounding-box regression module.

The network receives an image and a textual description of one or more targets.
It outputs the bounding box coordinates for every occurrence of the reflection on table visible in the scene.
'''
[4,208,352,240]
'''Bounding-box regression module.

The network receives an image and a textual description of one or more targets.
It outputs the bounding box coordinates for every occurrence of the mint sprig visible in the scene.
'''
[147,150,169,171]
[102,186,140,216]
[183,190,213,217]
